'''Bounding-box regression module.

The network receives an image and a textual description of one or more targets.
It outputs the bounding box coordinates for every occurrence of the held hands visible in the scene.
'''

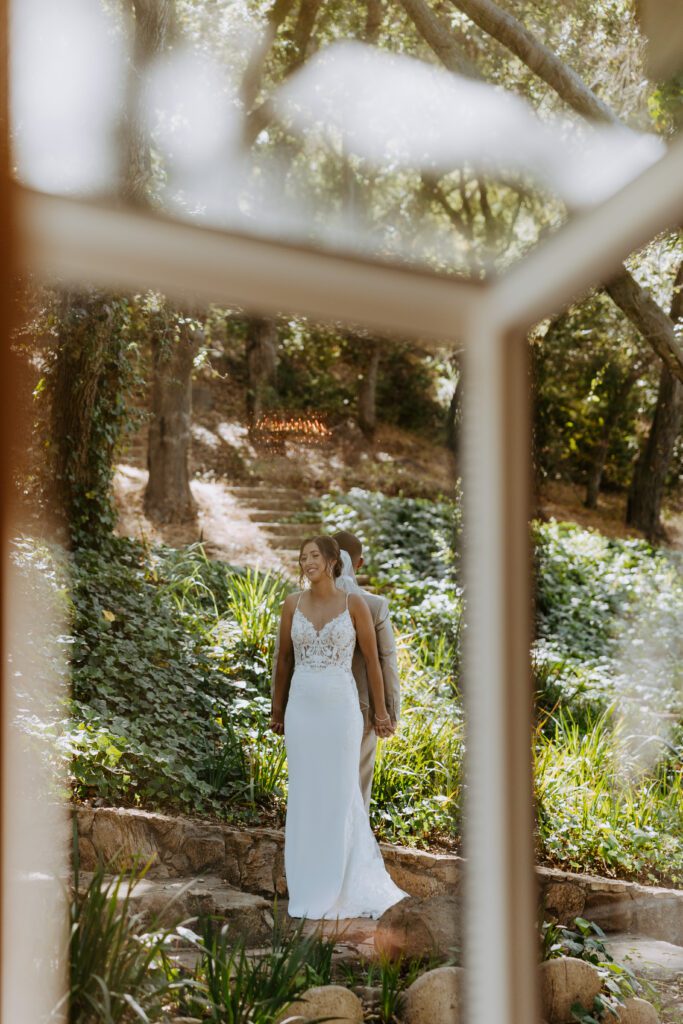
[269,708,395,738]
[373,711,396,738]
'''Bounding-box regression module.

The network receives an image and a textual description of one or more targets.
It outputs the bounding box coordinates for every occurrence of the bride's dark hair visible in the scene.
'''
[298,535,343,586]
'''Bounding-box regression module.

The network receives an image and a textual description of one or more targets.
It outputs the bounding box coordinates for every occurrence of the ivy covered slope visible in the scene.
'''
[16,489,683,884]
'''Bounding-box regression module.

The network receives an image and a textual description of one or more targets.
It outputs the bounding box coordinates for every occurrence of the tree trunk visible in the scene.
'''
[127,0,200,524]
[48,293,114,543]
[357,338,381,439]
[626,262,683,539]
[446,357,463,464]
[123,0,176,206]
[144,321,199,522]
[245,317,278,425]
[583,365,642,509]
[584,438,610,509]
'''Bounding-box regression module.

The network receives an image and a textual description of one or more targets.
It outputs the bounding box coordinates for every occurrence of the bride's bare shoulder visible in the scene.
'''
[282,592,302,613]
[348,592,370,616]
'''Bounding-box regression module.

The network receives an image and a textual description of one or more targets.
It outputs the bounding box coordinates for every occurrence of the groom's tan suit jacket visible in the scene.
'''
[271,589,401,812]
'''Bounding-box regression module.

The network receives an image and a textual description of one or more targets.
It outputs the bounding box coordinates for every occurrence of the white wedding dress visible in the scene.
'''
[283,590,409,920]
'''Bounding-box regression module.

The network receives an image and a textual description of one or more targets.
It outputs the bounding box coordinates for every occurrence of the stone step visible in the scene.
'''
[603,934,683,980]
[77,807,683,947]
[247,511,323,524]
[227,487,309,502]
[262,523,324,538]
[270,537,308,550]
[78,872,275,946]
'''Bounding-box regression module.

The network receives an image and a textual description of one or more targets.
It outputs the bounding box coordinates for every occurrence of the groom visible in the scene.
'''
[271,530,401,813]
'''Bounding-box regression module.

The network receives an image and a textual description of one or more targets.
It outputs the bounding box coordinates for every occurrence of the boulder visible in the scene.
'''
[615,997,660,1024]
[374,894,460,959]
[90,809,159,872]
[400,965,465,1024]
[543,882,585,925]
[539,958,603,1023]
[275,985,363,1023]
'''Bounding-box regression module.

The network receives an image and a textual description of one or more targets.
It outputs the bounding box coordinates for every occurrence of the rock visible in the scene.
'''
[222,829,253,888]
[77,873,275,944]
[539,958,603,1023]
[374,894,460,959]
[615,997,660,1024]
[91,809,159,872]
[352,985,382,1011]
[543,882,585,925]
[275,985,363,1023]
[242,839,280,895]
[583,889,634,934]
[183,831,226,873]
[77,836,98,872]
[380,844,461,899]
[76,805,94,837]
[400,965,465,1024]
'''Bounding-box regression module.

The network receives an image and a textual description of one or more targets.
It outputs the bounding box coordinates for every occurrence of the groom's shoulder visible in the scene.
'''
[358,588,390,618]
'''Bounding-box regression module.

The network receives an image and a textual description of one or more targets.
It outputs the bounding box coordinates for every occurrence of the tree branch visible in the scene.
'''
[605,270,683,379]
[365,0,384,44]
[449,0,621,125]
[395,0,480,76]
[399,0,683,381]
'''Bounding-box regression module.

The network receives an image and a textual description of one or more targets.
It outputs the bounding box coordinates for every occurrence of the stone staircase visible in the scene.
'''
[76,806,683,998]
[226,485,323,577]
[225,485,372,585]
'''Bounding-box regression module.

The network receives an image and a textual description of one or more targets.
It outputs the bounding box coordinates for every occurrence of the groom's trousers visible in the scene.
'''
[359,725,378,814]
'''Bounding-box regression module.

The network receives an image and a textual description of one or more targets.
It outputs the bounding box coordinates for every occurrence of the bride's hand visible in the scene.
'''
[269,711,285,735]
[373,712,395,738]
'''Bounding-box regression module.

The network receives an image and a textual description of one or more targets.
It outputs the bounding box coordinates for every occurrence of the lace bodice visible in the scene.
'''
[291,598,356,673]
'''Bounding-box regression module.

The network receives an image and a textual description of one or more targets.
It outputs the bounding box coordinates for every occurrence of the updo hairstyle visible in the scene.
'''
[298,535,343,586]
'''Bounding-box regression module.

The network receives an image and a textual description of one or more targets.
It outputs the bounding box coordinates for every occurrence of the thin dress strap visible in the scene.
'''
[295,591,304,611]
[345,590,349,609]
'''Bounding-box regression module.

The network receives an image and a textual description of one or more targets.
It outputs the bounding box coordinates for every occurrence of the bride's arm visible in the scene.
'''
[270,595,296,734]
[349,595,394,738]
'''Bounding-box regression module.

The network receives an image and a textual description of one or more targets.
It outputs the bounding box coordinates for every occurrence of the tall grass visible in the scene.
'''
[535,709,683,883]
[180,915,336,1024]
[63,842,185,1024]
[226,568,289,656]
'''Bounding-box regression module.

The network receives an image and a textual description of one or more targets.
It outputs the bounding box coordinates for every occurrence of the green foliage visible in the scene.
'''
[532,296,648,490]
[542,917,640,1023]
[319,487,462,636]
[533,519,683,712]
[224,568,289,692]
[12,532,290,817]
[536,709,683,883]
[179,915,337,1023]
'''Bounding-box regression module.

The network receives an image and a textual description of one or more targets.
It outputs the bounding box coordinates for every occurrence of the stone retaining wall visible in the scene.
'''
[75,806,683,944]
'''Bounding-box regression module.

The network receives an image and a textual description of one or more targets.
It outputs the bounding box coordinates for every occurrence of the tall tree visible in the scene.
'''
[145,314,201,522]
[357,336,381,439]
[245,317,279,425]
[626,259,683,538]
[128,0,202,523]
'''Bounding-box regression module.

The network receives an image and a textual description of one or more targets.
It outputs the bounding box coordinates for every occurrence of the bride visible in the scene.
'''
[270,534,408,920]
